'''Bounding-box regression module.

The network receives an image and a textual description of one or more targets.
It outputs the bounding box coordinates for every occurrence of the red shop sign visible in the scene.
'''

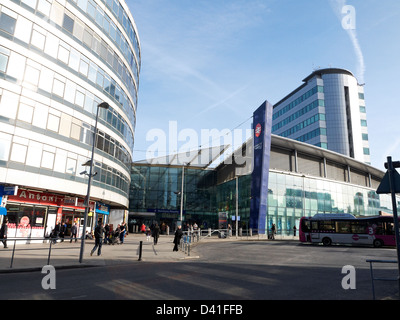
[7,189,91,210]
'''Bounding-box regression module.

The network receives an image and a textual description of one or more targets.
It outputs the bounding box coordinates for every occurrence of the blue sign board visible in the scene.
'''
[250,101,273,233]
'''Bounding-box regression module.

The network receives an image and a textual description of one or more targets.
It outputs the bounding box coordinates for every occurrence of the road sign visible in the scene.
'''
[376,169,400,194]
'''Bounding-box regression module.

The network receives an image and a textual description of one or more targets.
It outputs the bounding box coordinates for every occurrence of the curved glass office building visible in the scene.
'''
[0,0,140,238]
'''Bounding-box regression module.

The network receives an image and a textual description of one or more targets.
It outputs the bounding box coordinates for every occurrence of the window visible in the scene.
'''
[58,44,70,64]
[52,78,65,97]
[0,132,12,161]
[47,113,60,132]
[75,90,85,107]
[361,120,368,127]
[0,47,10,72]
[37,0,51,16]
[360,106,366,113]
[21,0,37,9]
[24,65,40,86]
[66,158,77,175]
[62,13,74,33]
[14,16,33,43]
[31,30,46,50]
[362,133,369,141]
[10,143,27,163]
[17,103,34,123]
[41,151,55,169]
[363,148,370,155]
[26,141,42,167]
[359,93,365,100]
[0,12,17,35]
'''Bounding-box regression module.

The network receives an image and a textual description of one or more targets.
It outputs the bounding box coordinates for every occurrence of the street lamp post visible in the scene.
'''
[79,102,109,263]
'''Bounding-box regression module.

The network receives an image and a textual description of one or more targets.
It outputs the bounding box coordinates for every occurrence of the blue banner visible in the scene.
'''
[250,101,273,233]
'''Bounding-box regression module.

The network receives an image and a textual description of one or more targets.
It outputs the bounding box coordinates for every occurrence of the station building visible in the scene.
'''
[129,102,397,236]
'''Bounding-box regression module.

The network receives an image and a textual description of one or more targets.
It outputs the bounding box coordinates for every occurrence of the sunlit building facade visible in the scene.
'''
[129,135,398,235]
[0,0,140,239]
[272,68,370,164]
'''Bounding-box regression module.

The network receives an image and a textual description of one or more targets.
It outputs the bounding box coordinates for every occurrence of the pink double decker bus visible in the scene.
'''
[299,213,399,248]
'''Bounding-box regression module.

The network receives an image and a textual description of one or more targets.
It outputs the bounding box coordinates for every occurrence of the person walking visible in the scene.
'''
[271,223,276,240]
[90,222,105,256]
[145,226,151,242]
[52,222,61,244]
[173,225,183,252]
[152,223,160,245]
[104,224,110,244]
[0,218,8,248]
[119,222,126,244]
[70,223,78,243]
[60,221,67,242]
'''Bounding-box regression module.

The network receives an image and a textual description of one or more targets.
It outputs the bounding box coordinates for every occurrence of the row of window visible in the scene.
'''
[0,132,130,194]
[62,3,139,89]
[0,88,132,168]
[8,0,140,85]
[280,114,326,138]
[0,6,138,122]
[296,128,327,143]
[272,99,325,132]
[79,0,141,63]
[0,44,135,152]
[273,86,324,121]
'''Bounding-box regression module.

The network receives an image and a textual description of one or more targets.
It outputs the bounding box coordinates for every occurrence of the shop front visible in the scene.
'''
[5,189,95,244]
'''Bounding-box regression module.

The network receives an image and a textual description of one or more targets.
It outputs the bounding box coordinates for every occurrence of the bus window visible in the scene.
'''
[319,221,335,231]
[351,221,367,234]
[311,221,318,230]
[336,221,351,233]
[386,222,394,235]
[301,219,311,232]
[374,221,385,235]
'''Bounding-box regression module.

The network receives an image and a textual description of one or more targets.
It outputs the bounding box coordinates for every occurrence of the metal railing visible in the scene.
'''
[366,259,399,300]
[3,236,82,269]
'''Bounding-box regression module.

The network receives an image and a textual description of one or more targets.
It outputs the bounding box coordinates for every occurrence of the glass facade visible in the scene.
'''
[272,69,370,164]
[129,166,400,236]
[129,165,217,230]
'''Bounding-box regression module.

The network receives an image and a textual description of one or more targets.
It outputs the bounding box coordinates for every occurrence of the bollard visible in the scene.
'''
[249,228,252,237]
[47,240,53,265]
[138,240,143,261]
[208,228,211,237]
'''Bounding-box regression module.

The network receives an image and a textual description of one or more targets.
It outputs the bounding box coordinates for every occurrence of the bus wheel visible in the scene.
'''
[322,237,332,246]
[373,239,383,248]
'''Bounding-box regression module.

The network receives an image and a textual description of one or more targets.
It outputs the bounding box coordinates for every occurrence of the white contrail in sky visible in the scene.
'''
[330,0,366,83]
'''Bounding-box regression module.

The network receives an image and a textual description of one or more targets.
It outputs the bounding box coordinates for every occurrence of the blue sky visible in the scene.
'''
[126,0,400,170]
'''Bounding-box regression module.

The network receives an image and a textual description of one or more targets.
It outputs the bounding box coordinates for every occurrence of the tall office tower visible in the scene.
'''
[272,68,370,164]
[0,0,140,233]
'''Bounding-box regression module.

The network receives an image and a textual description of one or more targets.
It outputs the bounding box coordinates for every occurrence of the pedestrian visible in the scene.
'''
[140,223,146,233]
[152,223,160,245]
[60,221,67,242]
[173,225,183,252]
[0,218,8,248]
[146,226,151,241]
[271,223,276,240]
[293,225,297,237]
[90,222,105,256]
[104,224,110,244]
[119,222,126,244]
[70,223,78,243]
[52,222,61,244]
